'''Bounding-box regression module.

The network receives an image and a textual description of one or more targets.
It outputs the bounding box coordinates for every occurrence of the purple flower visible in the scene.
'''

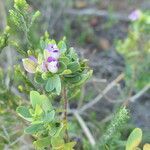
[41,57,59,73]
[44,44,60,60]
[129,10,141,21]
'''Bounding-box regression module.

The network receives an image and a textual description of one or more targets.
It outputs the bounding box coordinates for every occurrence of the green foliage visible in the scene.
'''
[0,67,20,111]
[116,11,150,90]
[17,106,32,121]
[7,0,40,54]
[17,91,61,148]
[0,68,23,149]
[2,0,143,149]
[1,0,150,149]
[45,75,61,95]
[98,107,129,149]
[29,91,52,110]
[0,26,10,51]
[1,1,92,148]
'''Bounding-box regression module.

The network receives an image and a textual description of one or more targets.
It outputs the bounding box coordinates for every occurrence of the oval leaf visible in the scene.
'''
[54,75,61,95]
[67,62,80,73]
[25,123,43,134]
[22,58,37,73]
[30,91,52,111]
[34,136,51,148]
[16,106,32,121]
[45,78,55,92]
[51,136,64,149]
[64,142,76,150]
[58,41,67,53]
[126,128,142,150]
[30,91,42,108]
[42,110,55,123]
[143,144,150,150]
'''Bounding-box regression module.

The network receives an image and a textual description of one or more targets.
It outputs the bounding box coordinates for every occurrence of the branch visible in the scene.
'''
[63,87,69,141]
[79,73,124,113]
[73,111,96,147]
[129,84,150,102]
[0,0,7,30]
[65,8,130,22]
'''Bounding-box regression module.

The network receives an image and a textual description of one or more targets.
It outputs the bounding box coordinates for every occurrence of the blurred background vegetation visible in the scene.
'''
[0,0,150,149]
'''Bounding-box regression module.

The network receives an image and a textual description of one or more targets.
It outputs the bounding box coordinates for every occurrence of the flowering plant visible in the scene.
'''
[0,0,92,149]
[117,10,150,90]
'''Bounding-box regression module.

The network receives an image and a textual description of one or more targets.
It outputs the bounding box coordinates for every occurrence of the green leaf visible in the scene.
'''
[68,47,78,60]
[45,75,61,95]
[30,91,52,111]
[58,41,67,53]
[59,57,70,65]
[0,26,10,51]
[45,78,55,92]
[64,142,76,150]
[34,105,43,116]
[34,136,51,149]
[57,61,67,73]
[67,62,80,73]
[42,110,55,123]
[14,0,29,10]
[30,11,41,28]
[16,106,32,121]
[30,91,42,108]
[25,123,43,134]
[51,136,64,149]
[126,128,142,150]
[61,69,72,75]
[64,74,82,84]
[55,75,61,95]
[34,72,45,84]
[49,122,63,137]
[73,70,93,86]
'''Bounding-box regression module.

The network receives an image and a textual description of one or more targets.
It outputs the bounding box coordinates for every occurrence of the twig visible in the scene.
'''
[79,73,124,113]
[73,111,96,147]
[1,125,10,142]
[63,87,69,142]
[88,78,107,83]
[9,135,24,146]
[0,0,7,29]
[129,84,150,102]
[100,114,113,124]
[65,8,130,22]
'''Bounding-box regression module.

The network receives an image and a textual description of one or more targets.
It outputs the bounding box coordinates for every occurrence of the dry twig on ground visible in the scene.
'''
[65,8,130,22]
[79,73,124,113]
[73,111,96,147]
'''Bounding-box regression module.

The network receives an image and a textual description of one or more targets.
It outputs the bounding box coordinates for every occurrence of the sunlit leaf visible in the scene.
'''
[126,128,142,150]
[34,136,51,148]
[143,144,150,150]
[58,41,67,53]
[22,58,37,73]
[64,142,76,150]
[30,91,52,111]
[51,136,64,149]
